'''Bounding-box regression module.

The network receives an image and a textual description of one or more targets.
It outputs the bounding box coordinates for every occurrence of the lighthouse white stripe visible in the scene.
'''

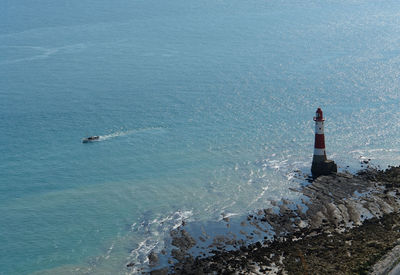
[315,122,324,134]
[314,148,325,155]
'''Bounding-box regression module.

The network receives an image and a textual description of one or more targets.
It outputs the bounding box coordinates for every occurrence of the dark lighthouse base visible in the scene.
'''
[311,159,337,178]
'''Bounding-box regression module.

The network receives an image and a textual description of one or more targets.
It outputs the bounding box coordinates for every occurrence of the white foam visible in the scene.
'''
[250,186,269,206]
[104,242,115,260]
[222,212,239,218]
[99,130,134,141]
[126,210,193,273]
[99,127,165,141]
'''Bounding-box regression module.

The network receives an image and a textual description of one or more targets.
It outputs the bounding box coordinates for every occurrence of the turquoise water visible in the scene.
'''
[2,0,400,274]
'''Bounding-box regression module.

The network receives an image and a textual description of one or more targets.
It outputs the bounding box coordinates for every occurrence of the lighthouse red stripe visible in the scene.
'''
[314,134,325,149]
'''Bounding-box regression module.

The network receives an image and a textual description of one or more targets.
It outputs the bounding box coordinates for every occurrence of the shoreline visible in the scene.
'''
[146,166,400,274]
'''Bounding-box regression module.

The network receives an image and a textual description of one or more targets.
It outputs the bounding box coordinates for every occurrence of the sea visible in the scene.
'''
[2,0,400,274]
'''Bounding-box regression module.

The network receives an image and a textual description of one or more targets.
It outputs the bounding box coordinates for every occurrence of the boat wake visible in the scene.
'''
[96,127,165,141]
[0,44,86,65]
[99,130,133,141]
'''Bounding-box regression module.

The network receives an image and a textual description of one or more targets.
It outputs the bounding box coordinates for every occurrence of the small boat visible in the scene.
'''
[82,136,100,143]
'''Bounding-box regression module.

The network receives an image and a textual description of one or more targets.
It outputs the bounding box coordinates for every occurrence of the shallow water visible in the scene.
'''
[2,0,400,274]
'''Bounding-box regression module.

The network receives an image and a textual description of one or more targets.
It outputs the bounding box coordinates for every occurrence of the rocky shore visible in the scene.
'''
[142,166,400,274]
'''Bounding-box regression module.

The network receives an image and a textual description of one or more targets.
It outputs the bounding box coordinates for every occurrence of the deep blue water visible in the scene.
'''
[2,0,400,274]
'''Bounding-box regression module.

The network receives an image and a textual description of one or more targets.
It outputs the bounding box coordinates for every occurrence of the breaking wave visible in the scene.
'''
[126,210,193,274]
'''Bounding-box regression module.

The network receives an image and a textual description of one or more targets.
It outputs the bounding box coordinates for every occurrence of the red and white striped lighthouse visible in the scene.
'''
[311,108,337,177]
[312,108,327,163]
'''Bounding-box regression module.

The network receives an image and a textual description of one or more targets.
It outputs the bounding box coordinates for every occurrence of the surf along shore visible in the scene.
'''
[142,165,400,274]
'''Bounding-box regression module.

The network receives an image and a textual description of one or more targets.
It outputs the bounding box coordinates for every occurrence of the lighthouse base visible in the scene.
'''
[311,159,337,178]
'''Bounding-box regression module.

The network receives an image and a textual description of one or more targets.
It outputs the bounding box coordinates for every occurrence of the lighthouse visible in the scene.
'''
[311,108,337,177]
